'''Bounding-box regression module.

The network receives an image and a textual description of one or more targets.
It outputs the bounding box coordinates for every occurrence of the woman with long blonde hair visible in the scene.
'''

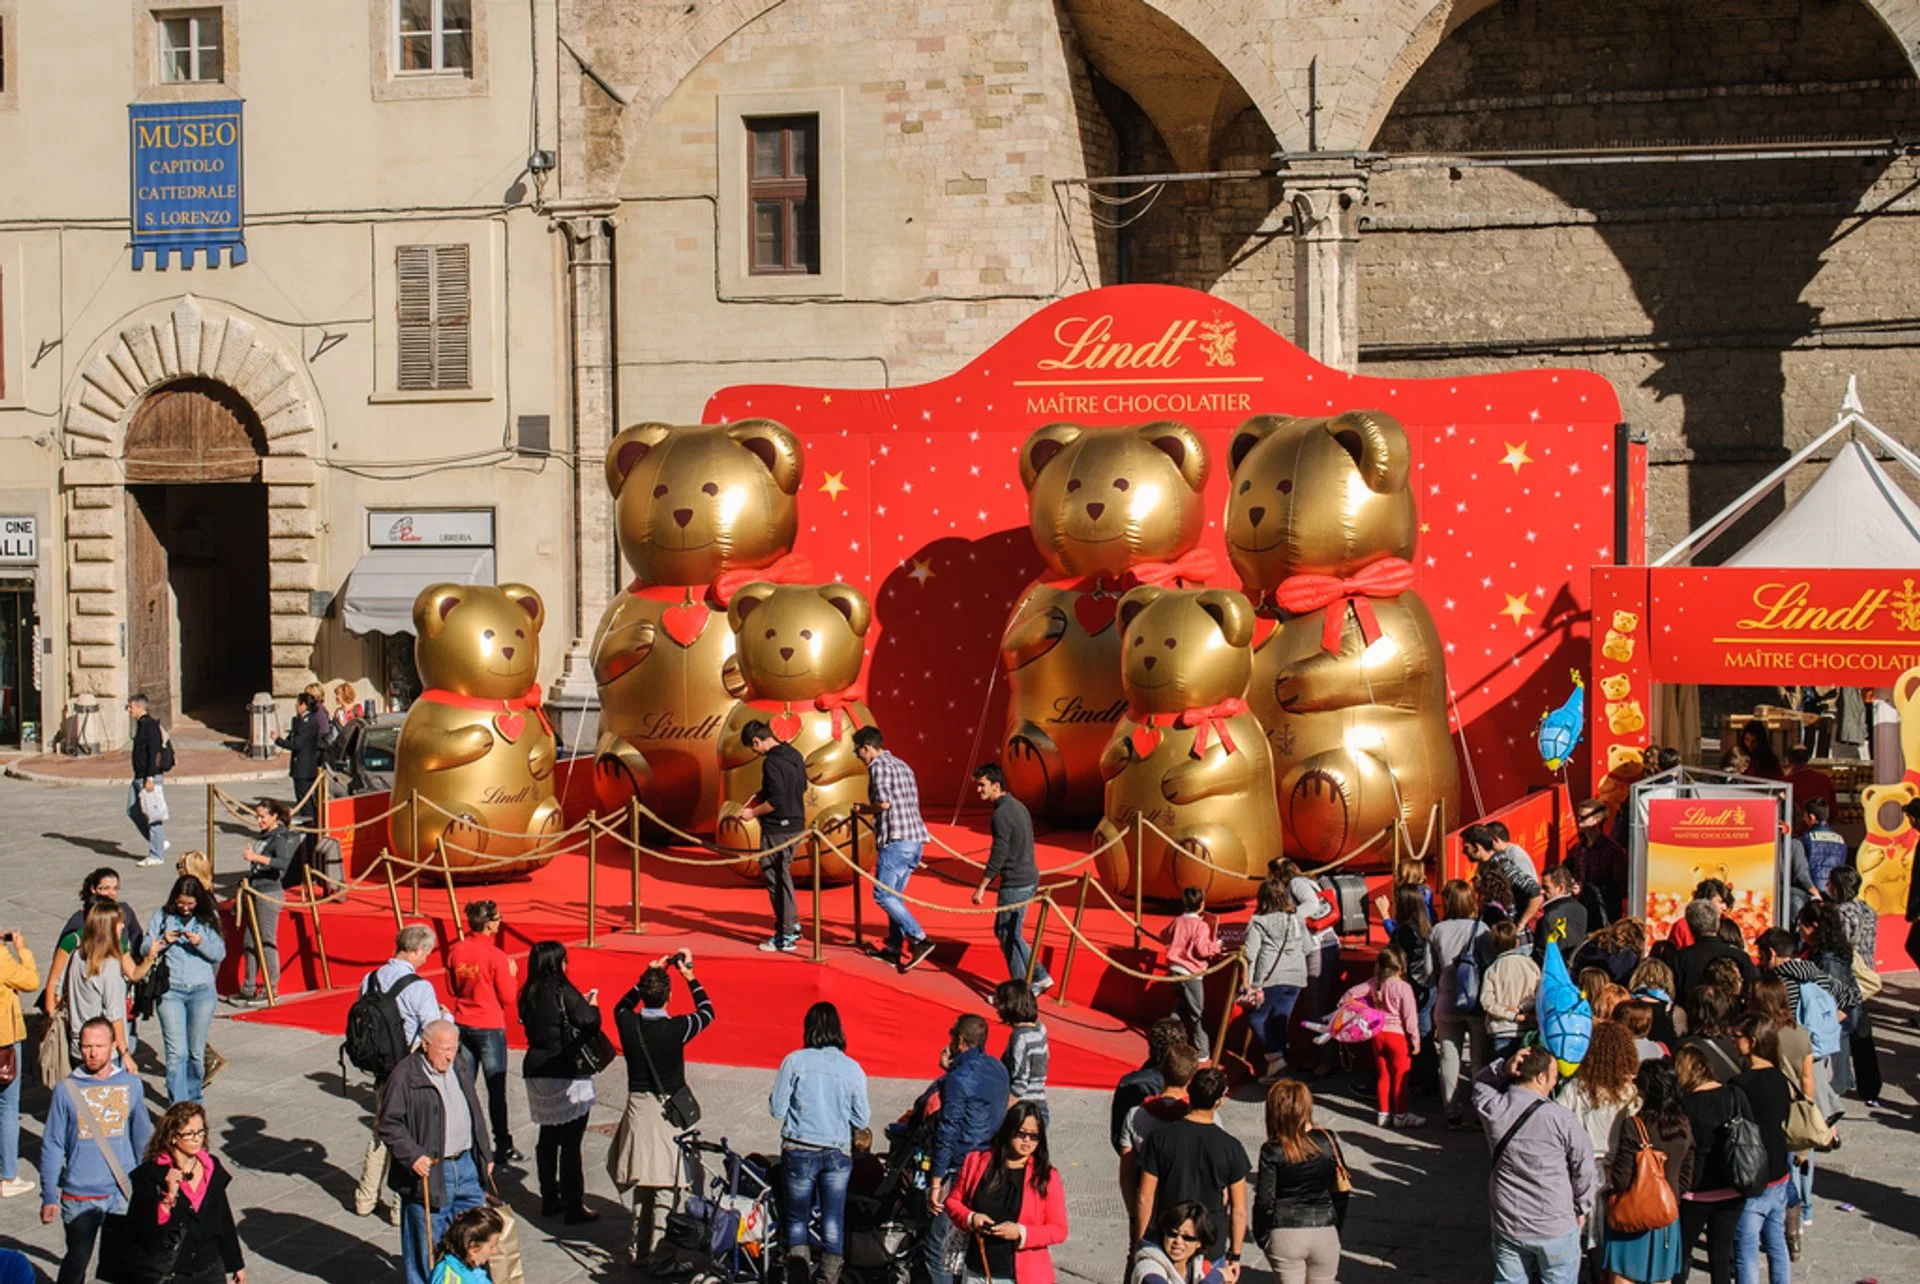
[1252,1079,1349,1284]
[63,898,155,1070]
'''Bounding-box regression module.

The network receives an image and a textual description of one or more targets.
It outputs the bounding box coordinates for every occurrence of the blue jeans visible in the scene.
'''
[994,884,1050,987]
[1249,984,1302,1060]
[127,779,165,863]
[873,841,926,952]
[0,1041,19,1179]
[1789,1151,1813,1223]
[1736,1179,1792,1284]
[1492,1227,1580,1284]
[924,1198,958,1284]
[401,1150,485,1284]
[459,1025,511,1154]
[157,984,216,1104]
[781,1143,851,1257]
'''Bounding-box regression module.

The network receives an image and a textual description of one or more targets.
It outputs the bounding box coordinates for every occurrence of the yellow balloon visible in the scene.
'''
[1001,422,1211,824]
[391,583,562,878]
[1226,411,1460,869]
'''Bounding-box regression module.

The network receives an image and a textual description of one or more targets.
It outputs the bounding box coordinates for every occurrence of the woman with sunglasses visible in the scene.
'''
[941,1102,1068,1284]
[1131,1202,1227,1284]
[107,1101,245,1283]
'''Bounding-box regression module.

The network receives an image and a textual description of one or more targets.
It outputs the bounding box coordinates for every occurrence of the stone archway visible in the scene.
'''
[60,294,323,737]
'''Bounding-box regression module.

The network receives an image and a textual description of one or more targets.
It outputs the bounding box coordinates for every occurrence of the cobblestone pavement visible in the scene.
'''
[0,775,1913,1282]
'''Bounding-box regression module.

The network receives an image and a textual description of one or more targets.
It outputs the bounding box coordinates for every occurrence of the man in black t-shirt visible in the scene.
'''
[742,720,809,952]
[1133,1066,1249,1269]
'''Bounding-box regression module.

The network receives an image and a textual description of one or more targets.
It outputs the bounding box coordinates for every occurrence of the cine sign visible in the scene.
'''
[0,516,35,564]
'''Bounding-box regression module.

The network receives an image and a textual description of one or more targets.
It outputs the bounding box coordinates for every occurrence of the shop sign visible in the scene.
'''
[129,100,247,269]
[0,516,35,564]
[367,509,495,548]
[1651,567,1920,683]
[1644,796,1780,942]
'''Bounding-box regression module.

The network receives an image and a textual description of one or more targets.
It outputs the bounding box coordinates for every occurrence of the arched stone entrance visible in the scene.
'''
[61,295,322,741]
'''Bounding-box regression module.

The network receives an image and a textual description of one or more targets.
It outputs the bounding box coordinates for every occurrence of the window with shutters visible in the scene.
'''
[747,116,820,276]
[395,245,471,391]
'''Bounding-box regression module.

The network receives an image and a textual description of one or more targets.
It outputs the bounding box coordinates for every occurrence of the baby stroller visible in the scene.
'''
[842,1107,938,1284]
[648,1130,781,1283]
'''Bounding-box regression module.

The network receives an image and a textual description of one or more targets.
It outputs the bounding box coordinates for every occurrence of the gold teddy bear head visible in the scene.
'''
[727,582,871,703]
[411,583,545,701]
[1019,422,1209,578]
[604,420,804,587]
[1115,585,1256,716]
[1224,411,1418,594]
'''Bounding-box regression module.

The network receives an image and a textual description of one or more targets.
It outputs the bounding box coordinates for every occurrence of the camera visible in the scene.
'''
[670,951,691,969]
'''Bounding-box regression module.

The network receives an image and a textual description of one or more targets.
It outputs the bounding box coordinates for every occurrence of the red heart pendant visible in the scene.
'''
[494,712,526,744]
[661,601,708,647]
[1073,594,1117,635]
[1131,724,1162,757]
[771,711,803,742]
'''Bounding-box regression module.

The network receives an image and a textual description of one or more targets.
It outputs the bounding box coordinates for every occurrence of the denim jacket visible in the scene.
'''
[770,1046,870,1151]
[146,910,227,991]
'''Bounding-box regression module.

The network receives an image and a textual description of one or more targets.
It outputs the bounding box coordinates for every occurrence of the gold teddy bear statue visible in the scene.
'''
[1092,585,1277,907]
[1001,421,1214,825]
[1225,411,1460,869]
[590,420,807,834]
[391,583,562,877]
[715,582,877,886]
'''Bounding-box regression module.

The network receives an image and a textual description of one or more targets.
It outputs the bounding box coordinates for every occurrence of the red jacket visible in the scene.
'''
[444,934,517,1029]
[943,1147,1069,1284]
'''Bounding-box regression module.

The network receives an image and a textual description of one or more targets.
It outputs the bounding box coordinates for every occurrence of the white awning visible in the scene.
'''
[340,548,496,635]
[1724,439,1920,569]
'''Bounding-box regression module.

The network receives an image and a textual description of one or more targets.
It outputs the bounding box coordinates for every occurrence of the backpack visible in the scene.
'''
[1793,979,1842,1057]
[1313,993,1389,1044]
[154,726,176,776]
[342,971,425,1080]
[1452,923,1487,1016]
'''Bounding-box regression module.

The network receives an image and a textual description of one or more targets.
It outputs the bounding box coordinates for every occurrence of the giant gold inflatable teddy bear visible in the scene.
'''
[1002,422,1214,824]
[391,583,562,877]
[1225,411,1460,869]
[1092,586,1277,906]
[591,420,808,833]
[715,582,877,885]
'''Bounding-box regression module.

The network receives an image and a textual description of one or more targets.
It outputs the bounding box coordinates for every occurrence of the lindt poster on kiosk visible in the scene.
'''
[1644,797,1780,942]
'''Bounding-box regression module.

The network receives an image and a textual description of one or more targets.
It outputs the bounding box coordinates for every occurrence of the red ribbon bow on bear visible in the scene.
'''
[1273,557,1416,654]
[711,552,817,608]
[749,684,867,741]
[1131,698,1248,758]
[415,683,552,744]
[1131,548,1218,588]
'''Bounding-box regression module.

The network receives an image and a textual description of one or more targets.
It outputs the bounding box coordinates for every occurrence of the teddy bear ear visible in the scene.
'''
[1899,667,1920,708]
[1019,423,1083,492]
[1137,421,1209,492]
[605,423,674,498]
[1196,589,1254,647]
[726,419,805,495]
[1228,415,1300,476]
[1116,585,1163,634]
[413,583,467,639]
[500,584,544,632]
[1325,410,1411,494]
[817,583,872,637]
[727,582,778,634]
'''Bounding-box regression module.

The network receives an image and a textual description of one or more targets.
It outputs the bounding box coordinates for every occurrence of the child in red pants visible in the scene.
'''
[1341,945,1423,1128]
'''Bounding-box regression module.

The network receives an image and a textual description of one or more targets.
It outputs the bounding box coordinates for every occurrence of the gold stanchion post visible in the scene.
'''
[381,853,405,931]
[586,824,599,948]
[628,799,645,934]
[1210,954,1243,1066]
[1132,815,1145,950]
[437,839,464,939]
[243,886,278,1008]
[303,866,334,990]
[1024,894,1053,987]
[1055,871,1092,1006]
[205,784,216,877]
[849,817,864,952]
[810,833,825,963]
[408,791,422,914]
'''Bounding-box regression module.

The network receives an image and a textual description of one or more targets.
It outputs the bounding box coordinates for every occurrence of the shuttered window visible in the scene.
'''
[396,244,471,391]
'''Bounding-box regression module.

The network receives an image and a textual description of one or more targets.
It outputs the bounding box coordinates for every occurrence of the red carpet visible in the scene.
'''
[232,817,1175,1088]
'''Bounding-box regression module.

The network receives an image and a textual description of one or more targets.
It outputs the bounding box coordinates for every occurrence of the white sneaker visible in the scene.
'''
[164,840,172,851]
[1376,1111,1391,1127]
[1395,1112,1428,1128]
[0,1177,34,1198]
[137,856,165,868]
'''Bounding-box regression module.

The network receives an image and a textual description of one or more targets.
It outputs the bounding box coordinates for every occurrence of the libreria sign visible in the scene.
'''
[128,100,247,269]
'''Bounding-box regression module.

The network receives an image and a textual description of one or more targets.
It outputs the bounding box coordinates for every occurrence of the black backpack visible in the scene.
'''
[342,971,424,1081]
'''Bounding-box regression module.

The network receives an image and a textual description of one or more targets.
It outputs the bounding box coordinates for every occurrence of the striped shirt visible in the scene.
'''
[866,750,930,846]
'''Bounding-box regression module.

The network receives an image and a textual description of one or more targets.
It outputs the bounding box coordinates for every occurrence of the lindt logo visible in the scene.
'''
[1737,581,1889,633]
[1680,805,1749,826]
[1038,316,1200,371]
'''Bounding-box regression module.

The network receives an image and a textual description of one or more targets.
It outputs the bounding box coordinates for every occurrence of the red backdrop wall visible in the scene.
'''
[703,285,1629,812]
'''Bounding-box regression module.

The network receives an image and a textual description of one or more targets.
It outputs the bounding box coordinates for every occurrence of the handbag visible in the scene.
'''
[39,1002,69,1090]
[1850,948,1883,1003]
[1783,1076,1834,1152]
[1606,1117,1679,1233]
[558,986,616,1078]
[131,945,172,1022]
[487,1196,527,1284]
[630,1014,702,1129]
[0,1044,16,1089]
[1718,1091,1769,1197]
[1317,1128,1352,1194]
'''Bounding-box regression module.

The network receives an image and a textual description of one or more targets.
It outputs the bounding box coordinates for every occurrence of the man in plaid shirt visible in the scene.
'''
[852,726,939,972]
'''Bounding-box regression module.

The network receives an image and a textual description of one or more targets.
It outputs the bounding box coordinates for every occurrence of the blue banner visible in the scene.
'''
[128,100,246,270]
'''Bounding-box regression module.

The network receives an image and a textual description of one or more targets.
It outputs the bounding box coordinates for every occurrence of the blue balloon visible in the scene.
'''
[1537,670,1586,772]
[1538,939,1593,1076]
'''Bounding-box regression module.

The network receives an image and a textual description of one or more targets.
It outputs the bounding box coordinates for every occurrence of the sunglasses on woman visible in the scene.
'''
[1165,1230,1203,1244]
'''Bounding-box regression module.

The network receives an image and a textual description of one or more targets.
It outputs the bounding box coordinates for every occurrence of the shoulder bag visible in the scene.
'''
[1718,1088,1769,1197]
[631,1014,702,1129]
[1605,1116,1679,1233]
[1490,1098,1549,1170]
[38,1000,69,1090]
[1315,1128,1352,1194]
[1782,1075,1834,1153]
[559,985,617,1078]
[130,940,172,1022]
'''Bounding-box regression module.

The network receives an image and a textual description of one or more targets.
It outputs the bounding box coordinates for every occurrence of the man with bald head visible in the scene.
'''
[378,1018,493,1284]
